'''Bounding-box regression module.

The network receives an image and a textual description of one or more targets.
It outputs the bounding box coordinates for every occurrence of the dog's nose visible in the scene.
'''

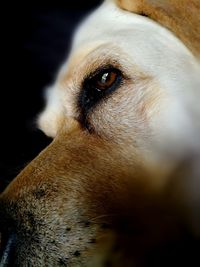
[0,232,16,267]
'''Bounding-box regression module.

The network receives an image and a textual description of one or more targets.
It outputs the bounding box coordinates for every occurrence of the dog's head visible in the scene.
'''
[1,0,200,266]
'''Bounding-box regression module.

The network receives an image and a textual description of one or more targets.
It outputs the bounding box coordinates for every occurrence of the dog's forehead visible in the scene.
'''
[73,1,145,47]
[72,1,163,55]
[70,0,195,79]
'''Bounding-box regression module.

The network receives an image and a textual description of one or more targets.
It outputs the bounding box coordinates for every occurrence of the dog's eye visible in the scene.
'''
[92,69,119,91]
[79,67,122,127]
[86,68,122,94]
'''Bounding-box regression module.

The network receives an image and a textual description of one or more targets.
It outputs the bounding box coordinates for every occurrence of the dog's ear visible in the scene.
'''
[115,0,200,58]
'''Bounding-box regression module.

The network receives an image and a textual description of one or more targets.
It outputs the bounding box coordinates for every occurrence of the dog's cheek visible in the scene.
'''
[88,79,160,149]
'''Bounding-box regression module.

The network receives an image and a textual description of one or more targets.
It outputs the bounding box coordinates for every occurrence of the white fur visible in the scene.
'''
[41,0,200,155]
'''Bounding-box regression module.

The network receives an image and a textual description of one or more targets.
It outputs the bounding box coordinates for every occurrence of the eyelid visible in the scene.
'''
[84,63,126,82]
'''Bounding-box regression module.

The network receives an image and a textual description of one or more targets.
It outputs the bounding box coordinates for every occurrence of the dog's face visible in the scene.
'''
[1,0,200,266]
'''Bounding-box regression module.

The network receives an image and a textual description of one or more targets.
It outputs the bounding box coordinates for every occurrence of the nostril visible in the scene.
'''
[0,232,16,267]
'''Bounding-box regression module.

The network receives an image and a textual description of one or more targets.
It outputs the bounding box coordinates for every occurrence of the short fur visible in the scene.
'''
[116,0,200,58]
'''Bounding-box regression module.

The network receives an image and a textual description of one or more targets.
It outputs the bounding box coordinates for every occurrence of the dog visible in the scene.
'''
[0,0,200,266]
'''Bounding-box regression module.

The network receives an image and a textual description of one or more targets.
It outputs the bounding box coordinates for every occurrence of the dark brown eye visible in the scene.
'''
[94,70,119,91]
[79,67,122,122]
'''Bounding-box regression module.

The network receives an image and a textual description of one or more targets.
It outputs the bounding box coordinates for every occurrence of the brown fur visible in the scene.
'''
[116,0,200,58]
[0,120,183,266]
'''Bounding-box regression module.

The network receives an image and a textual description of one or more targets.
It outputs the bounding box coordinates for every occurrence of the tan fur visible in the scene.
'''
[0,120,182,266]
[116,0,200,58]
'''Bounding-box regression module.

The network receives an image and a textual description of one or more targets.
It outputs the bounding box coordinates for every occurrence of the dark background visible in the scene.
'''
[0,0,102,192]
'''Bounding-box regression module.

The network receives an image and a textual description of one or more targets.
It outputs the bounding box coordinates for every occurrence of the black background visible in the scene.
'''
[0,0,102,192]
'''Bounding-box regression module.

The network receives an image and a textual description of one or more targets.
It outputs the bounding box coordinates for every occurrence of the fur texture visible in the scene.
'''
[116,0,200,58]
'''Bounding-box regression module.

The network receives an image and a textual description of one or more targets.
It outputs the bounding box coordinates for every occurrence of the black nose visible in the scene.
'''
[0,232,16,267]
